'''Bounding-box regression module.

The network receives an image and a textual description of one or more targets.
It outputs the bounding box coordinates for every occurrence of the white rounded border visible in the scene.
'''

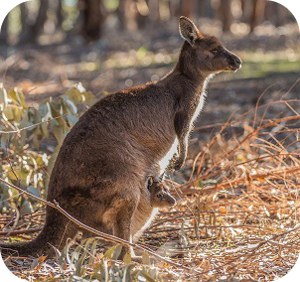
[0,0,299,281]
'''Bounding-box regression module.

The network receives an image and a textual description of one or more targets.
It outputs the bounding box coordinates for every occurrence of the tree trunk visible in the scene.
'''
[30,0,49,42]
[136,0,149,29]
[250,0,266,32]
[18,3,29,44]
[219,0,233,32]
[180,0,193,18]
[148,0,160,23]
[205,0,214,18]
[264,1,289,27]
[169,0,181,18]
[0,15,9,44]
[117,0,138,31]
[194,0,213,18]
[240,0,253,23]
[79,0,104,41]
[275,3,290,26]
[20,3,28,33]
[56,0,64,31]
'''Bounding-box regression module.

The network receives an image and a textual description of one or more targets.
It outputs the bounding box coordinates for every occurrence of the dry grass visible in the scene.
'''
[1,95,299,281]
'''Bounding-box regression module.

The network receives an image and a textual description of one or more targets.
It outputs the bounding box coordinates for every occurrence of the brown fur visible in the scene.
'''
[147,177,176,208]
[0,17,241,259]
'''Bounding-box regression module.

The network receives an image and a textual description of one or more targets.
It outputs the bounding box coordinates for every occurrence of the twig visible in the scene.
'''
[0,115,67,134]
[145,225,261,234]
[253,83,278,128]
[0,227,43,236]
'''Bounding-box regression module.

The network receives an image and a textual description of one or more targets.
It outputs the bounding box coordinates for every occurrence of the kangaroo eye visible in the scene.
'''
[157,193,162,198]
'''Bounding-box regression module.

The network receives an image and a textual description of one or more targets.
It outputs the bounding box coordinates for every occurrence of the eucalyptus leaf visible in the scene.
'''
[62,96,78,115]
[67,114,79,125]
[12,106,24,123]
[142,253,151,265]
[50,104,68,130]
[0,84,8,107]
[139,271,156,282]
[8,88,26,108]
[33,134,40,149]
[1,133,10,149]
[123,252,131,264]
[20,200,33,216]
[3,106,14,120]
[53,126,67,145]
[82,91,96,106]
[66,88,82,104]
[104,244,123,261]
[18,111,29,129]
[111,244,122,261]
[40,122,49,138]
[27,185,40,197]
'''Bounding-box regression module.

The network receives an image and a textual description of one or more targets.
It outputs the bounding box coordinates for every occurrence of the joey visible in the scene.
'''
[147,176,176,208]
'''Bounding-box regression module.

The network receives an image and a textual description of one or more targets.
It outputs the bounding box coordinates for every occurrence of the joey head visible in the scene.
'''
[147,176,176,208]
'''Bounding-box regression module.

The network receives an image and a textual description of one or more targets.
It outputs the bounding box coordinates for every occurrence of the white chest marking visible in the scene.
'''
[191,91,206,124]
[191,74,214,125]
[159,138,178,172]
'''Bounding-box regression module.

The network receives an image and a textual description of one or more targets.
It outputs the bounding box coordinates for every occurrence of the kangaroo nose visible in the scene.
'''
[235,57,242,66]
[229,55,242,70]
[234,57,242,65]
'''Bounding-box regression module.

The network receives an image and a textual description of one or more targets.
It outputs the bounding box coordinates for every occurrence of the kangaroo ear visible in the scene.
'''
[146,176,153,190]
[179,16,200,46]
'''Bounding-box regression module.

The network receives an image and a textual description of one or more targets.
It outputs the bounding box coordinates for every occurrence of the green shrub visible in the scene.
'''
[0,83,97,213]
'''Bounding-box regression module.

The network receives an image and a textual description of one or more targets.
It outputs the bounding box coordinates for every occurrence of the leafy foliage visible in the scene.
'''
[53,239,160,281]
[0,83,97,214]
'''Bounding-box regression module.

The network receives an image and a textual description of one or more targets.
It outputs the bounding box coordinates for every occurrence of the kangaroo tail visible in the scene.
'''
[0,235,50,257]
[1,208,76,258]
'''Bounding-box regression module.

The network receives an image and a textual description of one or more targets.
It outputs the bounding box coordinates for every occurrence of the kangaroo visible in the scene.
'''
[0,17,241,260]
[147,177,176,208]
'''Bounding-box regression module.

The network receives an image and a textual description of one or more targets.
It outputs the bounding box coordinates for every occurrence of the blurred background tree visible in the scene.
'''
[0,0,296,45]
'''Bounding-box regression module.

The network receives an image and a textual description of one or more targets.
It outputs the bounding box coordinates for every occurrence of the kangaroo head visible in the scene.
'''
[178,16,242,76]
[147,177,176,208]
